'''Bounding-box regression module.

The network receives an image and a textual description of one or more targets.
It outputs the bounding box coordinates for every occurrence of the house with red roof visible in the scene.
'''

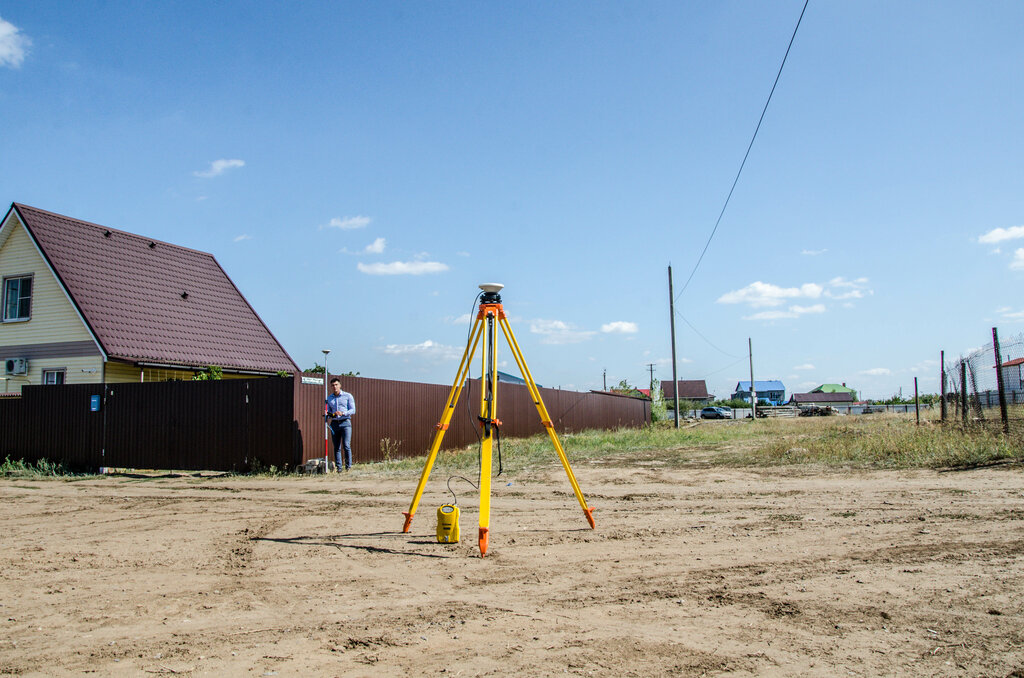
[998,357,1024,393]
[1,203,298,393]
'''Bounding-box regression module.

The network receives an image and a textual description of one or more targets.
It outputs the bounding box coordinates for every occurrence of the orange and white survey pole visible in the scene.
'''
[401,283,595,557]
[322,349,331,473]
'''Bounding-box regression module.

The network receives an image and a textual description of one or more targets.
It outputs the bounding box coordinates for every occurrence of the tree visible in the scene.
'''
[650,378,667,421]
[192,365,223,381]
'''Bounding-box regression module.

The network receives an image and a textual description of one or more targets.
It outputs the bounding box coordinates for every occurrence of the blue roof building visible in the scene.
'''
[732,380,786,406]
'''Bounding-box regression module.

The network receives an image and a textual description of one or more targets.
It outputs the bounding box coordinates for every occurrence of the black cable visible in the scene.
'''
[676,0,810,300]
[446,475,478,505]
[675,307,741,358]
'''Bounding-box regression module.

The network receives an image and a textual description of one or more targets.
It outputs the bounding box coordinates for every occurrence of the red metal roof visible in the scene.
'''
[1000,357,1024,368]
[9,203,298,374]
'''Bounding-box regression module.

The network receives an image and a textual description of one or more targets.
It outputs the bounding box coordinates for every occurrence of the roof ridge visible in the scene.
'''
[13,203,216,258]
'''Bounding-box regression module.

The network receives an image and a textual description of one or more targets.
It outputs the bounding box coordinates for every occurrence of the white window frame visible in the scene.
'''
[42,368,66,385]
[2,274,33,322]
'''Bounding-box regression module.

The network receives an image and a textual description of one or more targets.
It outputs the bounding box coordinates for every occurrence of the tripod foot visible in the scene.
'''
[402,511,414,533]
[478,527,489,557]
[583,506,596,529]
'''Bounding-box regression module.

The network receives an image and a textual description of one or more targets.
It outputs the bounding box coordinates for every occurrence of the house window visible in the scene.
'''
[42,369,66,385]
[3,275,33,321]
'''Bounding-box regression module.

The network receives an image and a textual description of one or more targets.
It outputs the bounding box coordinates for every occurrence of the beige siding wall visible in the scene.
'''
[105,361,258,384]
[1,355,105,394]
[0,219,96,345]
[1,217,101,394]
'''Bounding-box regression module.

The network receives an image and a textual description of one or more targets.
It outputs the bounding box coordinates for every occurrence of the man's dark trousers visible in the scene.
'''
[330,419,352,470]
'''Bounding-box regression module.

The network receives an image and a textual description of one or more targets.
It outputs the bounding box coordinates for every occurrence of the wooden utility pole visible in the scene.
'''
[602,368,606,391]
[748,338,757,420]
[668,266,680,428]
[646,363,656,393]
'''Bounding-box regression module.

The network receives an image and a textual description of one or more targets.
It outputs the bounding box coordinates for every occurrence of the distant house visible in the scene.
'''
[811,383,858,400]
[661,379,712,404]
[1,203,298,393]
[497,370,541,388]
[788,392,855,406]
[732,380,785,405]
[997,357,1024,393]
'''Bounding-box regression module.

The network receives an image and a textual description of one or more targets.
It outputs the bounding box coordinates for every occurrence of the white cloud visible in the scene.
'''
[1011,248,1024,270]
[529,319,596,345]
[793,363,815,370]
[801,248,827,256]
[447,312,473,325]
[233,234,252,242]
[357,261,448,275]
[324,215,371,230]
[0,17,31,68]
[828,276,869,288]
[364,237,386,254]
[978,225,1024,244]
[744,304,825,321]
[717,281,823,308]
[193,158,245,178]
[380,340,462,362]
[998,307,1024,321]
[860,367,891,376]
[601,321,638,334]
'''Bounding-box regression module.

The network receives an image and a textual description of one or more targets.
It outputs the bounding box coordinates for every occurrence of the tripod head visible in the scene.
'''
[478,282,504,305]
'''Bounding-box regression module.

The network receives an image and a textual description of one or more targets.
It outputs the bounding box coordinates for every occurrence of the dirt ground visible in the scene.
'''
[1,454,1023,677]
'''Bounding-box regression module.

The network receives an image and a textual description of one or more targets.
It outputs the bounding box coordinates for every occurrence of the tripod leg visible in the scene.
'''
[499,316,596,529]
[402,318,485,532]
[478,311,499,556]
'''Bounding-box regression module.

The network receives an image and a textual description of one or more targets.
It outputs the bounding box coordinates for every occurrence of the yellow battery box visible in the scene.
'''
[436,504,460,543]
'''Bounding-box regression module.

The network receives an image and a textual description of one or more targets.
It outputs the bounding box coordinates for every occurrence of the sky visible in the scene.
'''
[2,1,1023,401]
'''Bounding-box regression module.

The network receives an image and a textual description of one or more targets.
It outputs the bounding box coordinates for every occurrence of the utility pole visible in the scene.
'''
[603,368,607,391]
[748,337,757,420]
[668,265,680,428]
[646,363,656,393]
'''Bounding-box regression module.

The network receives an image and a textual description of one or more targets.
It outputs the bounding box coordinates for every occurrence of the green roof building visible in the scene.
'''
[811,383,858,400]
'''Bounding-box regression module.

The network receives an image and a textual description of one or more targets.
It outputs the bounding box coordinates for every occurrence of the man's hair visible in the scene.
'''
[330,378,341,385]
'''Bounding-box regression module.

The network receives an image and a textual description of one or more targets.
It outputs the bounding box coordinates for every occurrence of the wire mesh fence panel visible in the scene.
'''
[943,330,1024,440]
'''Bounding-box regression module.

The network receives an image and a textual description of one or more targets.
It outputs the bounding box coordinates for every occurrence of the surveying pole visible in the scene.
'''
[322,349,331,472]
[401,283,595,557]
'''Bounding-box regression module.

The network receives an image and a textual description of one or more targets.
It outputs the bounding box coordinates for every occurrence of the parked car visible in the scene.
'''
[701,406,731,419]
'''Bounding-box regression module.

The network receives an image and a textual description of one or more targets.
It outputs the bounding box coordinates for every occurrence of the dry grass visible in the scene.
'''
[369,411,1022,477]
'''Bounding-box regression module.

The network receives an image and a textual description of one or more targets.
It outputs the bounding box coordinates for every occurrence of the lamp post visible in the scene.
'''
[322,349,331,473]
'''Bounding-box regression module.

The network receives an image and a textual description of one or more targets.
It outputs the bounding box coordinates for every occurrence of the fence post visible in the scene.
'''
[914,377,919,425]
[992,327,1010,435]
[940,350,946,422]
[960,359,968,427]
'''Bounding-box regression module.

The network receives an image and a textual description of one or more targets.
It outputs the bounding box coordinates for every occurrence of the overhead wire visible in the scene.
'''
[676,0,810,300]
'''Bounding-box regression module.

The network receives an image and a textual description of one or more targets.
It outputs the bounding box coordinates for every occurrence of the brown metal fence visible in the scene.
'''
[1,374,649,472]
[294,374,650,464]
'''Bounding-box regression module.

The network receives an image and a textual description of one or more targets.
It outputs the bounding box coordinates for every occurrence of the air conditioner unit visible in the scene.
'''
[4,358,28,376]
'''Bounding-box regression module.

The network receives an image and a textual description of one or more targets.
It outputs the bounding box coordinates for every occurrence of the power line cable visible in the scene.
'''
[674,307,741,358]
[677,0,810,300]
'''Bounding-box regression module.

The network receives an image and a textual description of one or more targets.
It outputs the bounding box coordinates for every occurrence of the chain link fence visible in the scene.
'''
[942,329,1024,439]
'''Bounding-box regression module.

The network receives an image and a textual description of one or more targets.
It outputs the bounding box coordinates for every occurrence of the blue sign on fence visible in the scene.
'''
[90,395,101,412]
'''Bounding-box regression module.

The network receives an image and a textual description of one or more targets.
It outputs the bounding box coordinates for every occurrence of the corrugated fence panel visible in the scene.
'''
[2,374,647,471]
[293,375,650,465]
[0,385,104,469]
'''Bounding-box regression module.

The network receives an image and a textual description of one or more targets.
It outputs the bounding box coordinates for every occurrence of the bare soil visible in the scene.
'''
[1,456,1023,677]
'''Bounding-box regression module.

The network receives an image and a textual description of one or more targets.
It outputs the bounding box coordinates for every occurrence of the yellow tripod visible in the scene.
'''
[402,283,595,557]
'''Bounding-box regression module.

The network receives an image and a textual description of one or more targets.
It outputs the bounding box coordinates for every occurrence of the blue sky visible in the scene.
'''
[2,1,1022,400]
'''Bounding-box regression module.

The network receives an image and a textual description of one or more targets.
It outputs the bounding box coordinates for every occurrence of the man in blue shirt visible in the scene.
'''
[326,378,356,471]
